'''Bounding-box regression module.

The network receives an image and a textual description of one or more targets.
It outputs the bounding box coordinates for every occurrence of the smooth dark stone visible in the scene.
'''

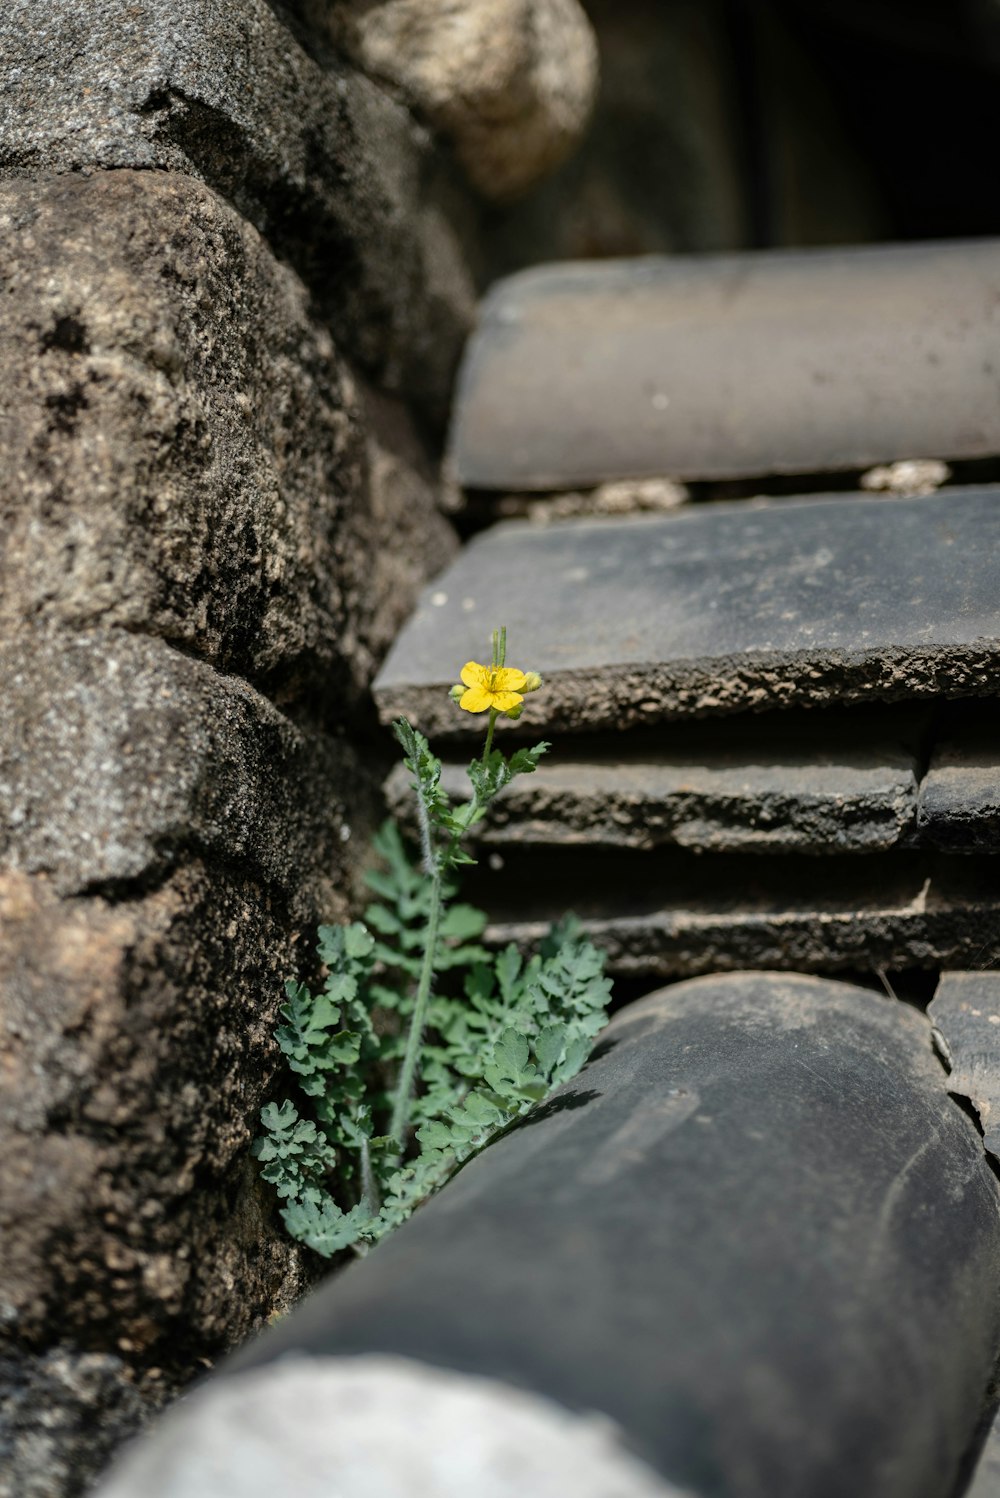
[929,972,1000,1164]
[920,738,1000,853]
[373,489,1000,737]
[234,973,1000,1498]
[449,243,1000,489]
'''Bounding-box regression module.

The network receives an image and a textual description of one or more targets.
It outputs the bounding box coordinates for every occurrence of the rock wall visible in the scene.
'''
[0,1,490,1492]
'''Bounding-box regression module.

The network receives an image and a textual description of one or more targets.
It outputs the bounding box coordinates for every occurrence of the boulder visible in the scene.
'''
[331,0,599,200]
[0,0,477,413]
[0,172,456,710]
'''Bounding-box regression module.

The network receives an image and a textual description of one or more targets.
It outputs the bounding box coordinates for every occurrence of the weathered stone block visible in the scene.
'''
[0,0,477,411]
[0,172,455,706]
[918,735,1000,852]
[449,241,1000,488]
[0,627,373,911]
[389,741,918,854]
[375,490,1000,736]
[0,865,312,1359]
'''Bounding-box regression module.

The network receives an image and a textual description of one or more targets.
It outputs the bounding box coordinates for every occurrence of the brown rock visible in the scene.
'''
[332,0,599,199]
[0,866,313,1357]
[0,172,456,711]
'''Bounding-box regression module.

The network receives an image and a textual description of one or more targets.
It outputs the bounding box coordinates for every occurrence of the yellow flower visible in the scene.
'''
[458,660,528,714]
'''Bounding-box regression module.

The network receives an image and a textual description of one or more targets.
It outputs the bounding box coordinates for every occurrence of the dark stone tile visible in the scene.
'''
[449,243,1000,488]
[375,489,1000,735]
[930,972,1000,1163]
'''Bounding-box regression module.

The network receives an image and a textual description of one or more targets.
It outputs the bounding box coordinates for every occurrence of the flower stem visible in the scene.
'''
[389,862,443,1150]
[482,707,498,764]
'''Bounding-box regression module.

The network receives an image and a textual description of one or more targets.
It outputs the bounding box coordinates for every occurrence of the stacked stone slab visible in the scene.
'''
[375,246,1000,981]
[0,1,487,1492]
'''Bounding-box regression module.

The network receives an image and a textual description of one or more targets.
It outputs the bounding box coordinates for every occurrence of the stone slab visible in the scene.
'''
[388,741,918,854]
[374,490,1000,736]
[919,735,1000,853]
[0,0,477,414]
[219,975,1000,1498]
[929,974,1000,1165]
[449,242,1000,489]
[0,627,372,915]
[966,1405,1000,1498]
[466,851,1000,978]
[0,172,455,709]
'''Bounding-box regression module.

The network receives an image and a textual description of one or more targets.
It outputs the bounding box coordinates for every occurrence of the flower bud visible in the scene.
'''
[448,684,465,703]
[521,671,543,693]
[503,702,524,720]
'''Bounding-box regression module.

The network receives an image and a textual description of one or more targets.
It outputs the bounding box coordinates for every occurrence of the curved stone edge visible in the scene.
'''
[93,1354,684,1498]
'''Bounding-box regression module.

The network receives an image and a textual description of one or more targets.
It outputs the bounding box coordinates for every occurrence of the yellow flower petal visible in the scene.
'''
[490,690,523,712]
[492,668,527,692]
[459,685,494,713]
[461,661,489,689]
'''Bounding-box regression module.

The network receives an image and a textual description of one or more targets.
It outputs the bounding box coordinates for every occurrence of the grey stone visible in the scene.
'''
[469,849,999,978]
[0,864,313,1358]
[919,735,1000,853]
[448,242,1000,489]
[329,0,599,200]
[929,973,1000,1164]
[374,490,1000,737]
[388,739,918,855]
[0,1349,168,1498]
[225,975,1000,1498]
[95,1356,679,1498]
[966,1402,1000,1498]
[0,627,374,911]
[0,172,456,708]
[0,0,477,412]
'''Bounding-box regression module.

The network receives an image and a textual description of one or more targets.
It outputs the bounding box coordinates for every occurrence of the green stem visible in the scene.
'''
[389,863,443,1149]
[482,707,498,763]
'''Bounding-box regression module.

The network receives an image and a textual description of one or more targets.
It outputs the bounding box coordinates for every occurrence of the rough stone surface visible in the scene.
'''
[929,973,1000,1164]
[375,491,1000,736]
[0,627,375,910]
[966,1402,1000,1498]
[0,0,478,412]
[389,743,918,855]
[0,865,313,1361]
[468,850,1000,978]
[0,1349,169,1498]
[919,736,1000,853]
[0,171,455,710]
[449,242,1000,488]
[95,1356,679,1498]
[224,975,1000,1498]
[330,0,599,200]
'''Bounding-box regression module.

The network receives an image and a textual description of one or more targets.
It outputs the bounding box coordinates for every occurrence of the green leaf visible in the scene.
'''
[508,742,550,777]
[438,904,488,941]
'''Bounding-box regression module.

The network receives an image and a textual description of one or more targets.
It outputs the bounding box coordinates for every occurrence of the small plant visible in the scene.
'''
[253,628,612,1256]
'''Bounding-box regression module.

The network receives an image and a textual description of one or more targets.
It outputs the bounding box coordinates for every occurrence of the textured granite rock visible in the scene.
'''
[0,865,313,1359]
[0,0,477,412]
[331,0,599,200]
[375,490,1000,736]
[929,973,1000,1164]
[0,172,455,710]
[918,735,1000,853]
[0,628,375,910]
[389,743,918,854]
[468,850,999,978]
[0,1349,169,1498]
[449,242,1000,488]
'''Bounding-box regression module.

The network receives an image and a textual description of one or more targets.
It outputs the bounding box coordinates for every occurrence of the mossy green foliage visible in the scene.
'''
[254,713,611,1257]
